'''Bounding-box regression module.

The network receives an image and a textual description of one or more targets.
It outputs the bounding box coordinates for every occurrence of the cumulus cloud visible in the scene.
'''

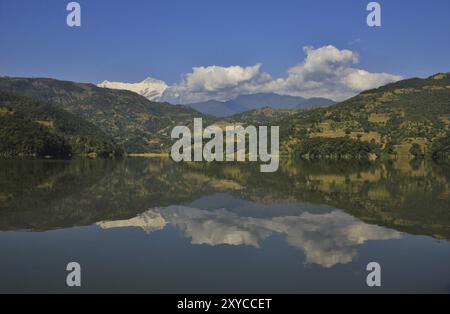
[161,64,272,104]
[184,64,262,92]
[101,45,402,104]
[261,45,402,100]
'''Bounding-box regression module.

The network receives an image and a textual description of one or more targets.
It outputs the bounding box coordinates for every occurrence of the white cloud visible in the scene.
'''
[184,64,262,92]
[292,45,359,75]
[161,64,271,104]
[344,69,401,91]
[99,45,403,103]
[264,45,402,100]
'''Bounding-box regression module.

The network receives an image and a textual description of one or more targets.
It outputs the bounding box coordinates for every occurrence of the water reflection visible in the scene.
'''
[1,157,449,293]
[98,199,402,268]
[0,157,448,240]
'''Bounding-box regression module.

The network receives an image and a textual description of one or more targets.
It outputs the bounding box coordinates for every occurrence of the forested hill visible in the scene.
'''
[0,73,449,159]
[0,92,123,157]
[280,73,450,160]
[227,107,299,125]
[0,77,212,153]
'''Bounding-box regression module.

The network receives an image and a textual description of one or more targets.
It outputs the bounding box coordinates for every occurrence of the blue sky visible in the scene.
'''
[0,0,449,101]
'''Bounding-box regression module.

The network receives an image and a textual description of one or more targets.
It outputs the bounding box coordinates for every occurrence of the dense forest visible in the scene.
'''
[0,77,212,153]
[293,137,381,160]
[430,133,450,160]
[0,109,72,157]
[0,92,123,157]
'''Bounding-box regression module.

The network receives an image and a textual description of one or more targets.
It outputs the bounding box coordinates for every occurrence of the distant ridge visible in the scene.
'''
[187,92,335,117]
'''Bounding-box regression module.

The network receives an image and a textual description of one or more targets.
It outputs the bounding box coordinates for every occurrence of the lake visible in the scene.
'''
[0,157,449,293]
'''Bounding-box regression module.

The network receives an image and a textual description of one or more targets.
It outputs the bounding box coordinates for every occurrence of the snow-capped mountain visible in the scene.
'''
[98,77,168,101]
[96,77,335,116]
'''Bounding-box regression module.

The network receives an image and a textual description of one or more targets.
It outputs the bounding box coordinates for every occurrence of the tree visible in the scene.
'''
[409,143,424,159]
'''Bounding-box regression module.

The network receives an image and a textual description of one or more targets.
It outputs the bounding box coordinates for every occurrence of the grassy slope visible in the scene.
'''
[280,73,450,159]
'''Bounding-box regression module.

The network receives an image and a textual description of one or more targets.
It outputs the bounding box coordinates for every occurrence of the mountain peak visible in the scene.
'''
[142,77,164,84]
[97,77,168,101]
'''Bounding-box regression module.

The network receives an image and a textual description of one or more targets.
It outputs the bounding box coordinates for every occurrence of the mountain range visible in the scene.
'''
[97,77,335,117]
[186,93,336,117]
[0,73,448,160]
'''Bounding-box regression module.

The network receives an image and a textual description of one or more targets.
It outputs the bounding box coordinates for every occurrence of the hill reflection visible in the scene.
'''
[0,158,448,241]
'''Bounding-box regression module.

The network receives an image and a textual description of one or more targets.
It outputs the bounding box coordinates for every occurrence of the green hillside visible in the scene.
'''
[227,107,299,124]
[0,77,212,153]
[0,109,71,158]
[280,73,450,160]
[0,73,448,160]
[0,92,123,157]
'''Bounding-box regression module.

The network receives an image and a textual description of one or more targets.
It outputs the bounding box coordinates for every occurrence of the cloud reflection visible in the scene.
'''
[98,205,402,268]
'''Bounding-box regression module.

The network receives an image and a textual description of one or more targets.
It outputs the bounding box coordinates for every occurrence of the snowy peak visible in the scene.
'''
[98,77,168,101]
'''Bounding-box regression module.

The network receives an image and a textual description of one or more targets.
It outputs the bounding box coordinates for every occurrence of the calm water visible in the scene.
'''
[0,158,449,293]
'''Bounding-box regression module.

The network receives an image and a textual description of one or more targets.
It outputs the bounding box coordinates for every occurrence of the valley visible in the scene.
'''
[0,73,448,161]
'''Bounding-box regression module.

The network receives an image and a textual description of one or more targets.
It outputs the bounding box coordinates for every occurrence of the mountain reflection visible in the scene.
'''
[0,157,449,242]
[98,201,402,268]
